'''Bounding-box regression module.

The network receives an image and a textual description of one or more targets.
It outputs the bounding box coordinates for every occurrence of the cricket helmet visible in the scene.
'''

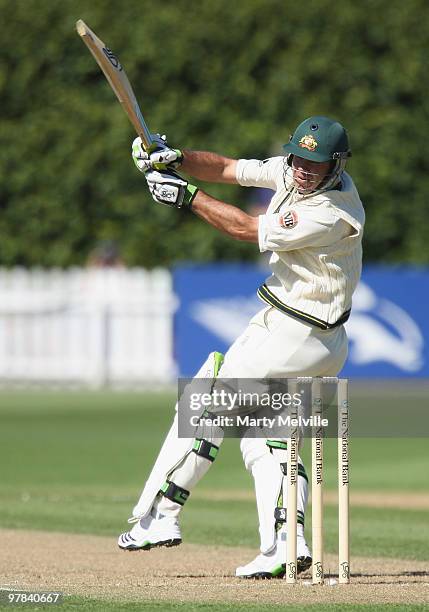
[282,116,351,195]
[283,116,351,163]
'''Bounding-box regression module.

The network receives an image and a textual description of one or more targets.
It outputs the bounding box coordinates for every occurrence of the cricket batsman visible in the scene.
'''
[118,116,365,578]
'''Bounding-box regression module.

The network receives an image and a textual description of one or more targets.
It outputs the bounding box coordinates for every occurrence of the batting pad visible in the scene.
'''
[130,351,224,521]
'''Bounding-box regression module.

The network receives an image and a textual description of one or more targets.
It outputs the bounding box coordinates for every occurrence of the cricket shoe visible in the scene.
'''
[118,514,182,551]
[235,534,312,579]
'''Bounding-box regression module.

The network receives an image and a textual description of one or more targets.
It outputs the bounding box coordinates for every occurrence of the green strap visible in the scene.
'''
[160,480,190,506]
[193,439,219,462]
[213,351,224,377]
[266,440,288,451]
[184,184,199,208]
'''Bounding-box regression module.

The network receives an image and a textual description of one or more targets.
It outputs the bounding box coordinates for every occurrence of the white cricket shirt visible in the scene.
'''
[236,157,365,327]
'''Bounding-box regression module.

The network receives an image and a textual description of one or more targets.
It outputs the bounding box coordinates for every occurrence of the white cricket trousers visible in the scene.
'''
[217,305,348,553]
[219,305,348,379]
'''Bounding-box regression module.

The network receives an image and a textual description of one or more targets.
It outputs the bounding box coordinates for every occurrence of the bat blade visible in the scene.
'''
[76,19,153,151]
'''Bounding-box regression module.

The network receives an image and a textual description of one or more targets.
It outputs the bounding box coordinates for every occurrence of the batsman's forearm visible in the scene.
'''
[191,191,258,243]
[181,151,238,184]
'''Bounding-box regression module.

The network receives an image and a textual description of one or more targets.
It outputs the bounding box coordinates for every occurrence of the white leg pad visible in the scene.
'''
[241,438,282,554]
[131,411,193,520]
[272,444,309,533]
[240,438,309,555]
[131,352,223,521]
[153,432,223,517]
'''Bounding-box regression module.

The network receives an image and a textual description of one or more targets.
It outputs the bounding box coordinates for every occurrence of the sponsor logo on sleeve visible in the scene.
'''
[279,210,298,229]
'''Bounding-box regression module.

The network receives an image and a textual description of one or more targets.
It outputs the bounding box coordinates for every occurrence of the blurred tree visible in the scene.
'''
[0,0,428,266]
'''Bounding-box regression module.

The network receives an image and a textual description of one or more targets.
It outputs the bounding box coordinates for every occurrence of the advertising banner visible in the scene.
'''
[174,265,428,378]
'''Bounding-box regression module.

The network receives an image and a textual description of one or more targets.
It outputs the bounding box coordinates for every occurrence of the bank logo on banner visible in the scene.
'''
[189,282,424,375]
[345,282,424,372]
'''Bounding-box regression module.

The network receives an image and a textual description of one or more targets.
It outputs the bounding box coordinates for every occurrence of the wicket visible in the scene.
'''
[286,377,350,585]
[286,380,299,583]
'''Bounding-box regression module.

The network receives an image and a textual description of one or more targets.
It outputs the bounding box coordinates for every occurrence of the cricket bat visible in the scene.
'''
[76,19,154,151]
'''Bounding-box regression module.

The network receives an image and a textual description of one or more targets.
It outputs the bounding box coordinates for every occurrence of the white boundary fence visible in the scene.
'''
[0,268,176,387]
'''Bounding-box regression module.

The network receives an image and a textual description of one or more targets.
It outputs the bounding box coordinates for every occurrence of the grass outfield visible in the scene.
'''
[0,387,428,556]
[0,385,428,610]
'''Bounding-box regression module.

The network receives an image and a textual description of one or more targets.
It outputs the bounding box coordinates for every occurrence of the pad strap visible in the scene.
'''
[266,440,287,451]
[160,480,190,506]
[193,439,219,462]
[274,507,305,527]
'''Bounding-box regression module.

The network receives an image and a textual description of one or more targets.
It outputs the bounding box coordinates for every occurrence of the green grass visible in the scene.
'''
[1,599,427,611]
[7,600,426,612]
[0,387,428,563]
[0,597,427,612]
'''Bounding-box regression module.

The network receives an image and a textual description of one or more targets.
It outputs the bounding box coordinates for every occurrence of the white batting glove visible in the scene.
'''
[132,135,183,173]
[145,170,198,209]
[132,136,151,172]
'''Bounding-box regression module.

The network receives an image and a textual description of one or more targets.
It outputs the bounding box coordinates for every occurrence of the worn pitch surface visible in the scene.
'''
[1,529,428,606]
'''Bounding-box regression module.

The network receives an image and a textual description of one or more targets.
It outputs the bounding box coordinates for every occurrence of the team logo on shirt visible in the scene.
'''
[299,135,318,151]
[279,210,298,229]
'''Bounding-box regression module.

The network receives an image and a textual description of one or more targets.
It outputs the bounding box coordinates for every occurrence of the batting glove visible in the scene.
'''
[132,135,183,173]
[145,169,198,209]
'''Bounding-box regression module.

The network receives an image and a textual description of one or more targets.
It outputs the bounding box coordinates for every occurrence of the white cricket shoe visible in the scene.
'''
[236,548,285,579]
[236,533,312,579]
[118,514,182,551]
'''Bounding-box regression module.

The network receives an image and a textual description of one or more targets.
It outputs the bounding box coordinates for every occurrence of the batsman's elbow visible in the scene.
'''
[229,220,259,243]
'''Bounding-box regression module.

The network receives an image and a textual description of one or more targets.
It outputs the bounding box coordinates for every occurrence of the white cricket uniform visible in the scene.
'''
[219,157,365,556]
[219,156,365,379]
[126,155,365,560]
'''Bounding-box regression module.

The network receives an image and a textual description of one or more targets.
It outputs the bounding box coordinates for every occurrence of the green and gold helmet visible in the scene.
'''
[283,116,351,163]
